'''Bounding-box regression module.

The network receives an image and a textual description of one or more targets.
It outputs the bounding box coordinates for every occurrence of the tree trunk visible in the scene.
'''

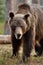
[4,0,17,34]
[40,0,43,5]
[4,0,11,34]
[32,0,40,4]
[0,35,11,44]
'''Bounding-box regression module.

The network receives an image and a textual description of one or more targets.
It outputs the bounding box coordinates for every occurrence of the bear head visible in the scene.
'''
[8,4,34,40]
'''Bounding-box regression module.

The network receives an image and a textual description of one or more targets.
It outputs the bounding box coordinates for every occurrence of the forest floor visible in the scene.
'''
[0,44,43,65]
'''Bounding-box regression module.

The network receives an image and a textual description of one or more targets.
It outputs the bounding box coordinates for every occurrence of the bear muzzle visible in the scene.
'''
[15,27,23,39]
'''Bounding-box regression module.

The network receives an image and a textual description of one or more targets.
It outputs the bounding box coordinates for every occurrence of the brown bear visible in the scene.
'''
[9,3,43,61]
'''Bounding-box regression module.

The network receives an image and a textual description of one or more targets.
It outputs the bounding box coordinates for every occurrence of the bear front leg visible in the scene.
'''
[11,33,22,57]
[30,23,36,56]
[23,24,36,61]
[23,30,33,62]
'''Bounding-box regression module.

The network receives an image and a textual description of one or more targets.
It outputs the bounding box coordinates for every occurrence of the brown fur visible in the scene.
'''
[17,3,43,56]
[32,5,43,56]
[9,3,43,61]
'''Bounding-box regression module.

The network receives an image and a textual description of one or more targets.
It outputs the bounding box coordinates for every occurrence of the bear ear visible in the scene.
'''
[9,12,14,19]
[24,14,30,20]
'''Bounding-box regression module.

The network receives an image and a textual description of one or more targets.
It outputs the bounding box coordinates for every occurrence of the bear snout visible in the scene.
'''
[15,33,22,39]
[15,27,23,39]
[17,34,21,38]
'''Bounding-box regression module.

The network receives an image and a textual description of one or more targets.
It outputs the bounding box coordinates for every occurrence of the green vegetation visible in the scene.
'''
[0,22,4,34]
[0,0,5,22]
[0,0,5,34]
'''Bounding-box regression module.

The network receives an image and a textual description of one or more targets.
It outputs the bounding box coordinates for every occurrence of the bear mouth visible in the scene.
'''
[15,34,22,40]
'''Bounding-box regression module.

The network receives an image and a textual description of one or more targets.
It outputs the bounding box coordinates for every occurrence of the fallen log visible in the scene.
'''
[0,35,11,44]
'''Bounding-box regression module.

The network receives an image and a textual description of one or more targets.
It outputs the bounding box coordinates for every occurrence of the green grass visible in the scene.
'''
[0,44,42,65]
[0,22,4,34]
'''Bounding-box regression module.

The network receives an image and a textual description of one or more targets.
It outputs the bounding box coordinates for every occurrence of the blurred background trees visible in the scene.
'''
[32,0,40,4]
[0,0,43,34]
[0,0,5,22]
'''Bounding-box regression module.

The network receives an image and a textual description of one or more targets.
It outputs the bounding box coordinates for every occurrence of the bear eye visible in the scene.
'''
[11,25,16,31]
[20,25,24,29]
[20,26,22,27]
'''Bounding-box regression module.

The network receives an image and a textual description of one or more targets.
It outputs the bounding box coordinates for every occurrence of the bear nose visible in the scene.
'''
[17,34,21,38]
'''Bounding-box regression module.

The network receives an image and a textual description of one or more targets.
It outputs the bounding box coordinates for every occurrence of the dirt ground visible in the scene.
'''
[0,44,43,65]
